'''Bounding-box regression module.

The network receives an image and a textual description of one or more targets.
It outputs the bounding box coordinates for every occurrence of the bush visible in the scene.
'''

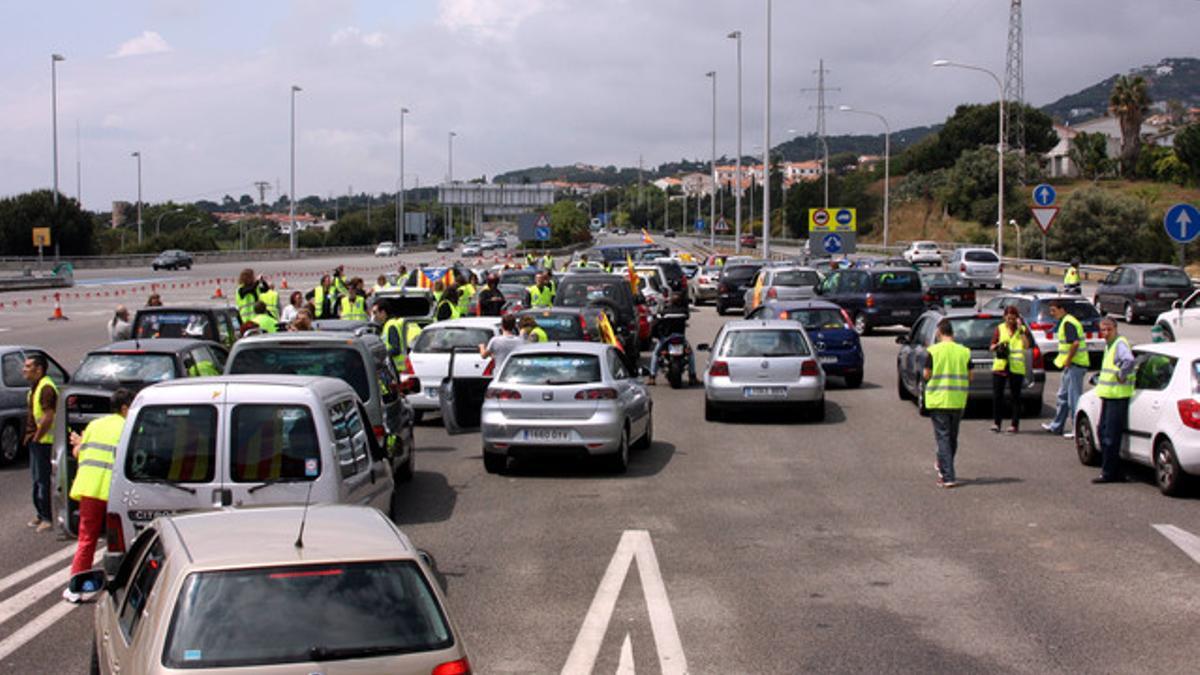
[1046,186,1174,264]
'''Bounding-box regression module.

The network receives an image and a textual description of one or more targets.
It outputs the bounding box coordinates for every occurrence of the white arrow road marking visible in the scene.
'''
[1153,524,1200,565]
[616,633,635,674]
[562,530,688,675]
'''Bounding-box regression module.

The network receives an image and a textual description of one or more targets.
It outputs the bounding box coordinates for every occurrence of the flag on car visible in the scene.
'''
[596,310,623,351]
[751,269,764,309]
[625,253,639,294]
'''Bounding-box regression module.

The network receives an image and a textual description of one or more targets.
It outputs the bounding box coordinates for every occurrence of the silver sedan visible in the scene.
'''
[700,320,827,422]
[480,342,652,474]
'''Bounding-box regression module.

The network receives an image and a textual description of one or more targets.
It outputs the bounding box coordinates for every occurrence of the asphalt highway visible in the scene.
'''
[0,240,1196,674]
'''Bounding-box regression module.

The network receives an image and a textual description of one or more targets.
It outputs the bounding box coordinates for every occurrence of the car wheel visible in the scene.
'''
[844,371,863,388]
[917,385,930,417]
[1159,324,1176,342]
[0,421,22,465]
[897,368,914,401]
[853,313,869,336]
[633,410,653,450]
[483,451,507,474]
[1123,302,1136,324]
[704,399,721,422]
[1154,437,1188,496]
[715,303,726,316]
[1075,414,1100,466]
[395,440,415,483]
[152,264,159,271]
[607,427,630,474]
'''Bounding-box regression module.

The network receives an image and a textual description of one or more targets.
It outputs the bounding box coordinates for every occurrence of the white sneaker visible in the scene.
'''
[1040,423,1057,434]
[61,588,81,604]
[1063,432,1075,440]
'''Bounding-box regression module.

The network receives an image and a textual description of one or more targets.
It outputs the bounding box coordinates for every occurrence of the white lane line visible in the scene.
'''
[617,633,635,674]
[1153,524,1200,566]
[561,530,687,675]
[0,548,103,628]
[0,545,75,596]
[0,601,80,661]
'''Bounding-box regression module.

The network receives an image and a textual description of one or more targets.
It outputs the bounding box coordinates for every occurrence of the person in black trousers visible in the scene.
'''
[989,305,1031,433]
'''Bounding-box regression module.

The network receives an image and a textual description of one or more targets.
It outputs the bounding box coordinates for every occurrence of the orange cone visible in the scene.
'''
[48,293,68,321]
[281,276,289,289]
[212,284,225,299]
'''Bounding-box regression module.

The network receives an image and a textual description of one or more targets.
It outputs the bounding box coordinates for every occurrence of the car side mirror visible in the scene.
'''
[696,343,711,352]
[68,569,107,595]
[1173,300,1182,310]
[895,335,909,345]
[1088,373,1099,387]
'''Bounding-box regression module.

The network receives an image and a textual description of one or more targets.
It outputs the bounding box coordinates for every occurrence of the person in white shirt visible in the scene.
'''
[280,291,304,324]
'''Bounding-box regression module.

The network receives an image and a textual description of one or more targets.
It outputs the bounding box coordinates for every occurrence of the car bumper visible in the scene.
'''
[816,349,864,375]
[1133,298,1179,316]
[481,406,625,455]
[717,292,746,307]
[704,377,824,404]
[960,272,1002,286]
[909,255,942,265]
[863,306,922,327]
[692,285,718,300]
[410,386,443,411]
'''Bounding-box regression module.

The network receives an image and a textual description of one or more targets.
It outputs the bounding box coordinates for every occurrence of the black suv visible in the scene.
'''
[151,249,193,270]
[715,262,765,315]
[815,267,926,334]
[554,273,641,360]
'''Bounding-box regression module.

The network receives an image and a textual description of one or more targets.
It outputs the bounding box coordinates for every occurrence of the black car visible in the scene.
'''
[715,262,766,315]
[1093,263,1193,324]
[554,272,641,359]
[921,272,976,309]
[132,305,242,348]
[152,249,193,271]
[649,259,687,297]
[814,267,926,334]
[663,228,677,238]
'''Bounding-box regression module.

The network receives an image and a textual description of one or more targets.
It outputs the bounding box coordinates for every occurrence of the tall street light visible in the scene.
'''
[51,54,65,208]
[289,85,302,255]
[706,70,717,248]
[131,151,142,244]
[933,59,1005,257]
[155,207,183,238]
[727,30,743,254]
[762,0,772,259]
[447,131,456,239]
[840,105,891,250]
[398,106,409,249]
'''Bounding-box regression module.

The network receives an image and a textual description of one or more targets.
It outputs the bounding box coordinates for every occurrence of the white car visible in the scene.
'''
[374,241,397,257]
[699,320,826,422]
[403,318,500,419]
[1153,289,1200,342]
[1074,341,1200,496]
[903,240,943,266]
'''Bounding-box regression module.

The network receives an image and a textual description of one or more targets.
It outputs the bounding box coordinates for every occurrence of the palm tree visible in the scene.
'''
[1108,75,1150,177]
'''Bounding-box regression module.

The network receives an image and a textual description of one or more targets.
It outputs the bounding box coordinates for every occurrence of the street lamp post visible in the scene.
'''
[51,54,65,208]
[839,105,891,250]
[707,70,717,248]
[289,85,301,255]
[131,151,142,244]
[762,0,772,259]
[398,107,409,249]
[155,207,183,238]
[447,131,456,239]
[727,30,743,254]
[933,59,1005,257]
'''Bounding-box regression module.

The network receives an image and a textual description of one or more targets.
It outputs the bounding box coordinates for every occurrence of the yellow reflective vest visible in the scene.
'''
[340,296,367,321]
[29,376,57,445]
[260,289,280,319]
[69,413,125,502]
[926,341,971,410]
[527,284,554,307]
[991,323,1027,376]
[1096,336,1135,399]
[1054,314,1090,369]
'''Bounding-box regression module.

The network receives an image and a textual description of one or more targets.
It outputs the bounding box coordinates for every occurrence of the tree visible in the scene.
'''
[901,102,1057,174]
[1068,132,1112,181]
[1046,186,1173,264]
[547,199,590,247]
[939,148,1028,227]
[1108,75,1150,177]
[1172,123,1200,181]
[0,190,96,256]
[238,194,254,207]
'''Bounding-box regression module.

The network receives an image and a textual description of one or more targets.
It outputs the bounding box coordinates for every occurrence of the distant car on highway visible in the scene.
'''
[815,267,926,334]
[1074,341,1200,495]
[981,293,1104,368]
[133,305,242,349]
[74,504,471,673]
[374,241,397,257]
[903,241,943,266]
[0,346,68,465]
[921,271,976,309]
[461,244,482,257]
[949,247,1003,289]
[151,249,193,271]
[688,265,720,305]
[699,319,827,422]
[663,228,677,238]
[747,300,864,388]
[1094,263,1193,324]
[742,266,821,316]
[1154,289,1200,342]
[740,233,757,248]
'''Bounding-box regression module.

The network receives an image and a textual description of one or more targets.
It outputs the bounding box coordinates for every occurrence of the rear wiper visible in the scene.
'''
[309,645,404,661]
[134,478,197,495]
[248,477,312,494]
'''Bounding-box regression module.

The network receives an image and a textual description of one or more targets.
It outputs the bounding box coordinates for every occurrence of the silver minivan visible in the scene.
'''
[949,247,1003,288]
[104,375,394,573]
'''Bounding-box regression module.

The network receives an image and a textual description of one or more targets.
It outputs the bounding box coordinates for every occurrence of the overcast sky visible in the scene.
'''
[2,0,1197,209]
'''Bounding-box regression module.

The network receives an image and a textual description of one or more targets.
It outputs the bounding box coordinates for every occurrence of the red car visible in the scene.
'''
[740,233,757,248]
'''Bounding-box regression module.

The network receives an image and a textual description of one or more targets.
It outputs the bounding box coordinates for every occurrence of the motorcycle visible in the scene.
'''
[653,312,691,389]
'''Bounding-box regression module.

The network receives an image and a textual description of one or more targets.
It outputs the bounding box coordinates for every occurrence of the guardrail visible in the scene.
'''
[0,244,438,272]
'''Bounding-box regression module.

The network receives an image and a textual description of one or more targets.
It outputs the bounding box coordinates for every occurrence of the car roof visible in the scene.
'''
[136,374,353,400]
[765,266,819,273]
[234,332,369,346]
[1130,340,1200,358]
[135,305,233,313]
[163,505,415,568]
[420,317,501,329]
[934,308,1007,319]
[517,306,591,316]
[508,341,612,356]
[95,338,218,354]
[759,299,843,311]
[1118,263,1184,270]
[721,319,809,331]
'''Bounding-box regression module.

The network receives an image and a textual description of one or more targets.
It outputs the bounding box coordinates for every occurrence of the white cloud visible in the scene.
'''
[437,0,556,40]
[111,31,172,58]
[330,27,386,48]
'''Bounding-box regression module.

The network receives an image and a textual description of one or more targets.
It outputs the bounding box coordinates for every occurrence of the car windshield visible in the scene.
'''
[229,405,320,482]
[964,250,999,263]
[524,314,584,340]
[772,270,820,287]
[227,347,370,401]
[1035,301,1100,322]
[499,353,601,384]
[73,353,176,386]
[719,330,811,358]
[870,271,921,292]
[781,309,847,331]
[126,405,218,483]
[163,561,452,669]
[922,273,960,286]
[412,327,495,353]
[556,281,627,308]
[135,312,212,339]
[1143,268,1192,288]
[949,317,1006,350]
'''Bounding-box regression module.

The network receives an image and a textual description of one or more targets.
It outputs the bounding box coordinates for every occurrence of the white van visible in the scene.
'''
[105,375,394,573]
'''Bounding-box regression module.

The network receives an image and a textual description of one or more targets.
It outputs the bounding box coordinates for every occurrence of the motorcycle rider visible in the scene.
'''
[1064,258,1082,294]
[646,290,697,386]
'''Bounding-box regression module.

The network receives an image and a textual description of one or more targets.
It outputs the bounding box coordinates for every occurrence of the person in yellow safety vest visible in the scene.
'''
[431,280,445,304]
[525,272,555,308]
[541,253,554,270]
[456,274,477,317]
[1093,317,1136,484]
[372,274,393,295]
[258,277,280,319]
[248,301,279,334]
[236,268,259,322]
[435,286,462,321]
[377,303,423,373]
[310,275,332,319]
[340,286,368,321]
[330,266,348,312]
[525,252,537,268]
[1064,258,1082,294]
[64,388,133,600]
[519,315,548,342]
[923,318,972,488]
[22,354,57,532]
[1043,299,1090,438]
[989,305,1032,433]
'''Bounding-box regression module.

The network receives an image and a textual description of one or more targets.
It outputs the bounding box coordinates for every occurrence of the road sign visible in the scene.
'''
[1031,207,1059,234]
[809,207,856,232]
[715,216,729,232]
[1164,203,1200,244]
[694,219,705,232]
[1032,184,1057,207]
[835,208,854,226]
[822,233,844,254]
[31,228,50,247]
[534,225,551,241]
[811,209,830,227]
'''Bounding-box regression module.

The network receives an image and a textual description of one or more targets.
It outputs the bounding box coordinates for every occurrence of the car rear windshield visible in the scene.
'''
[917,242,938,250]
[721,266,760,283]
[135,312,212,340]
[126,405,217,483]
[73,353,176,386]
[499,354,601,384]
[719,330,811,358]
[229,405,320,483]
[781,309,847,331]
[1035,301,1100,322]
[949,317,1007,350]
[772,270,820,287]
[500,270,536,286]
[1143,268,1192,288]
[162,561,452,669]
[964,250,999,263]
[870,271,921,292]
[525,314,584,340]
[412,327,495,353]
[655,262,684,281]
[227,347,370,402]
[556,281,630,309]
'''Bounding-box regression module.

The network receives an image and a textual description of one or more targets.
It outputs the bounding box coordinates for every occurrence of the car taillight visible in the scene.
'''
[960,263,967,272]
[999,263,1004,273]
[485,388,522,400]
[767,287,777,299]
[373,425,386,443]
[579,315,591,340]
[801,359,820,376]
[709,360,730,377]
[432,658,472,675]
[922,293,933,303]
[865,293,875,308]
[1135,292,1147,301]
[719,283,729,293]
[1178,399,1200,430]
[1030,321,1053,331]
[482,358,495,377]
[1031,346,1043,369]
[575,387,618,400]
[106,512,125,553]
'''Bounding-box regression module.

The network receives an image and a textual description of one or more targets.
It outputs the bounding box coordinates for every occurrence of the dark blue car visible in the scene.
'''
[747,300,865,387]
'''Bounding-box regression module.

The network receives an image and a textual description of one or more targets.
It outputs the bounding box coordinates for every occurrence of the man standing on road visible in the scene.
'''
[525,272,555,308]
[1042,300,1090,439]
[924,318,972,488]
[477,274,506,316]
[1064,259,1082,294]
[23,355,57,531]
[1093,318,1136,484]
[63,388,133,602]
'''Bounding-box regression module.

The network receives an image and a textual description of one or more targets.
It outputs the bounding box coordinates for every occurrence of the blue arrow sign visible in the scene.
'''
[534,225,551,241]
[1032,183,1057,207]
[822,233,843,254]
[694,219,706,231]
[1164,203,1200,244]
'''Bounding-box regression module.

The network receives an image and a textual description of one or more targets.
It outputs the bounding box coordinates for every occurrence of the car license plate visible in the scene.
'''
[819,356,838,364]
[425,387,440,398]
[945,295,959,302]
[1159,292,1179,299]
[743,386,786,397]
[523,428,573,442]
[668,344,685,355]
[892,309,912,317]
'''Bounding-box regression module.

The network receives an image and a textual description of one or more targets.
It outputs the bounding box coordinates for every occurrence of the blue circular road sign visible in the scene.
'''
[822,233,844,254]
[1032,184,1057,207]
[835,209,853,226]
[1164,203,1200,244]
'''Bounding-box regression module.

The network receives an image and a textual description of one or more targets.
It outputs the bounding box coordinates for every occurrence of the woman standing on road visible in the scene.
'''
[989,305,1032,433]
[280,291,304,323]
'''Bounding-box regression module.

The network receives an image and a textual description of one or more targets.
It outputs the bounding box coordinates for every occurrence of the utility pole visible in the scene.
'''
[762,0,772,258]
[253,180,270,252]
[802,59,840,209]
[728,30,744,254]
[1005,0,1026,185]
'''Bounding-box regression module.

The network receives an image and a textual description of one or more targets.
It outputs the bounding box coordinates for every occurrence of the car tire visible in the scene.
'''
[0,421,22,465]
[1021,397,1043,418]
[917,385,930,417]
[1159,324,1176,342]
[897,369,914,401]
[1123,302,1136,324]
[633,410,653,450]
[853,313,870,336]
[715,303,726,316]
[704,399,721,422]
[395,442,415,483]
[607,427,630,474]
[90,638,100,675]
[483,451,507,475]
[1154,437,1188,496]
[152,264,159,271]
[1075,414,1100,466]
[844,372,863,388]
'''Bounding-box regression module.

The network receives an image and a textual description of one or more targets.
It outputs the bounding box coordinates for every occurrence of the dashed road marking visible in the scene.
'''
[0,545,74,596]
[1153,524,1200,566]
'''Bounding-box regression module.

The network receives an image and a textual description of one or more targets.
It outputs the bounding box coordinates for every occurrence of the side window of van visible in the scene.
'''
[329,400,369,478]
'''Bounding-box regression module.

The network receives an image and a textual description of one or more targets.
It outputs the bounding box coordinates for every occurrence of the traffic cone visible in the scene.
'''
[48,293,68,321]
[211,283,225,299]
[281,275,289,290]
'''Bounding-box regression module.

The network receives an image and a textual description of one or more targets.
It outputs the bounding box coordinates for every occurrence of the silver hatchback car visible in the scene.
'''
[699,320,827,422]
[480,342,652,474]
[950,247,1003,289]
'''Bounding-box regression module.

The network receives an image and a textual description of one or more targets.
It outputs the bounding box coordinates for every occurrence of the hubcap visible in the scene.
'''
[1125,304,1134,322]
[0,425,16,461]
[1157,446,1175,486]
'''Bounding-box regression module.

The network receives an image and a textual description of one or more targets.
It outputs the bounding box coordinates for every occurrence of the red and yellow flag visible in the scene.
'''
[625,252,639,294]
[751,270,765,310]
[596,311,623,351]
